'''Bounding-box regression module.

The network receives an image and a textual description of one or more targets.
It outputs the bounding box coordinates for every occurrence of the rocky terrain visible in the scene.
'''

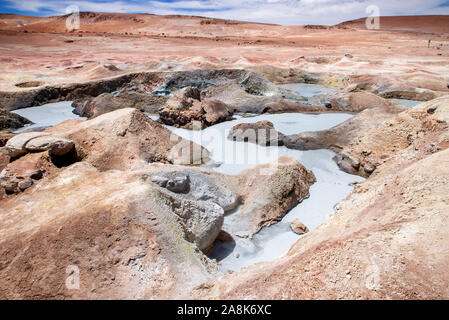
[196,97,449,299]
[0,12,449,300]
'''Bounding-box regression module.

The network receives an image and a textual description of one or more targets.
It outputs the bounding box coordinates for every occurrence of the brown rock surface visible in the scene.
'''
[0,162,221,299]
[227,156,316,237]
[284,97,408,176]
[47,108,210,170]
[201,80,325,114]
[327,91,403,113]
[0,155,316,298]
[335,96,449,177]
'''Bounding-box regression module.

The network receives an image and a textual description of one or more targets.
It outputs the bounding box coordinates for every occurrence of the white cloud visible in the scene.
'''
[4,0,449,25]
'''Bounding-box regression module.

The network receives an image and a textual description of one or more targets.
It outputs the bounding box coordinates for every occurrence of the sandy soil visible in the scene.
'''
[0,13,448,91]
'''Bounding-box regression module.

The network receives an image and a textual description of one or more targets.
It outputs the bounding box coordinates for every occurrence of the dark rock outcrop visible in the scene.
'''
[0,108,31,131]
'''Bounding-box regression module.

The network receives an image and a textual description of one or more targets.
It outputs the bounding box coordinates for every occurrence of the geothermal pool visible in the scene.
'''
[11,101,85,133]
[166,113,364,272]
[9,93,363,273]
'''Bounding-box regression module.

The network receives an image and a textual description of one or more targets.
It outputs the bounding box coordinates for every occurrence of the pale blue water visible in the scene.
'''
[390,99,422,108]
[11,101,85,133]
[279,83,338,98]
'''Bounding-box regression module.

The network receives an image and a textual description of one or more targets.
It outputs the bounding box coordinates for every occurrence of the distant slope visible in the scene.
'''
[1,12,448,35]
[336,15,449,33]
[0,12,279,35]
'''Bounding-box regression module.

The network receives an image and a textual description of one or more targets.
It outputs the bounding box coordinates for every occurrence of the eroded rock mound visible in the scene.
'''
[334,96,449,177]
[284,97,408,176]
[201,80,325,114]
[326,90,403,112]
[158,87,233,129]
[72,90,168,119]
[227,156,316,238]
[4,132,75,158]
[47,108,210,170]
[0,163,221,299]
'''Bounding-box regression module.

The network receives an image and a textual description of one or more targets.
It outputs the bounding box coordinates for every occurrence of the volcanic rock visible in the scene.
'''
[24,135,75,156]
[284,98,408,176]
[290,219,309,235]
[158,87,233,129]
[227,120,285,146]
[0,162,221,299]
[228,156,316,237]
[4,132,75,158]
[196,97,449,300]
[4,132,49,158]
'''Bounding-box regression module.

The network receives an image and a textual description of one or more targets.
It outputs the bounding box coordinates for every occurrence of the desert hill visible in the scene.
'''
[337,15,449,33]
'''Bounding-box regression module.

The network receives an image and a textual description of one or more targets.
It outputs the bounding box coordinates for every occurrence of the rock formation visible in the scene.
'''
[0,155,316,298]
[4,132,75,158]
[0,162,221,299]
[227,120,285,146]
[158,87,233,129]
[290,219,309,235]
[47,108,210,170]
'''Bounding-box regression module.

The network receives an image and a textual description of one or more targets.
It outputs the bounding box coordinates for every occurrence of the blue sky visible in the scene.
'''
[1,0,449,25]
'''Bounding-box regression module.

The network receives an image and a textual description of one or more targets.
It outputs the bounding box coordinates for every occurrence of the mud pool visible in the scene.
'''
[8,95,364,273]
[165,113,364,272]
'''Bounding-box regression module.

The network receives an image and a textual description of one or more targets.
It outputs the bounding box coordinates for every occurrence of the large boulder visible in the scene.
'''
[4,132,75,159]
[158,87,233,129]
[24,135,75,156]
[227,120,285,146]
[155,188,224,252]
